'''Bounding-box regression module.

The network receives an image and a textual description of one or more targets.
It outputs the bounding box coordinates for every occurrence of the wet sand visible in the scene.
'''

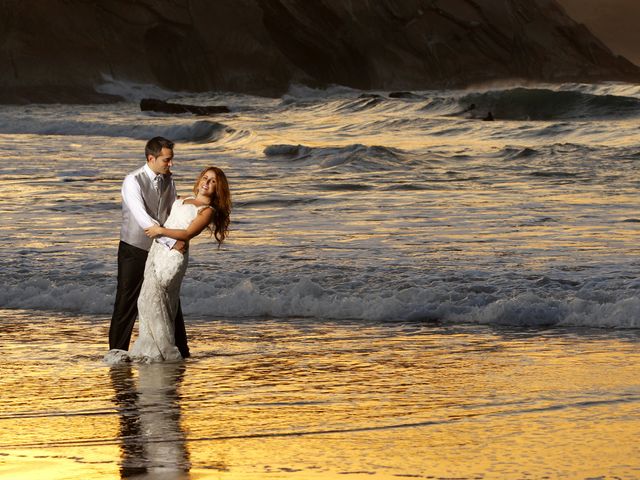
[1,308,639,479]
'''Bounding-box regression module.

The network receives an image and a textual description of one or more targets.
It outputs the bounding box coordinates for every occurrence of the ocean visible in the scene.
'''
[0,80,639,478]
[1,80,639,327]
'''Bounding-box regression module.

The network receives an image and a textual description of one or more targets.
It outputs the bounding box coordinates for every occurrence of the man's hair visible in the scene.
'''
[145,137,174,159]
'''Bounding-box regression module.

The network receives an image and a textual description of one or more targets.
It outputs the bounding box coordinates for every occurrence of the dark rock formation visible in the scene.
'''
[0,0,638,103]
[140,98,230,115]
[389,91,422,99]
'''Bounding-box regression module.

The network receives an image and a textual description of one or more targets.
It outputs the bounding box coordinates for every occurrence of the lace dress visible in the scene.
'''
[105,198,209,364]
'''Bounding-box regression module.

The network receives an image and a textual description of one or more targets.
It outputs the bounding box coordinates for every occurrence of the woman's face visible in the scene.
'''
[198,170,217,197]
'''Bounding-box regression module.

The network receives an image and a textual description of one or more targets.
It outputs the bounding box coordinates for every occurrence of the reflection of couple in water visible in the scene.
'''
[105,137,231,364]
[110,363,191,477]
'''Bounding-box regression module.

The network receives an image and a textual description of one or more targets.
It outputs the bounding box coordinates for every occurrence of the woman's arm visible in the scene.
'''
[144,208,214,241]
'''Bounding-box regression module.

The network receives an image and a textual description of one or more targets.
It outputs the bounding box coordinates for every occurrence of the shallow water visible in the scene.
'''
[1,81,639,477]
[1,309,639,479]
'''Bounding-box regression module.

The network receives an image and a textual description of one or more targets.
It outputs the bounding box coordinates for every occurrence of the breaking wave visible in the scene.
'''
[277,84,640,121]
[264,143,405,169]
[458,88,640,120]
[0,118,234,143]
[1,275,639,329]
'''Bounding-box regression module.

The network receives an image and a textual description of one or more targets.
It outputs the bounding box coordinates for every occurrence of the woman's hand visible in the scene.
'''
[144,225,163,238]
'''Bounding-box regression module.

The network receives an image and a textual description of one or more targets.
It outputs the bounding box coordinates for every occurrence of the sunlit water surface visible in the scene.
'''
[0,82,639,478]
[1,310,639,479]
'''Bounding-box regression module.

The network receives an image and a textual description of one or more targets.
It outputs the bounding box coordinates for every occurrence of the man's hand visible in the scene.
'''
[172,239,187,253]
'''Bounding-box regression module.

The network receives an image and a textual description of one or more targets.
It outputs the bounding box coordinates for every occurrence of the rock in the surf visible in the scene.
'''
[140,98,230,115]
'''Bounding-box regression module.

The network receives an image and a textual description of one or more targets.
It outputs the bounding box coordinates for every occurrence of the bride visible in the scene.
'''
[106,166,231,363]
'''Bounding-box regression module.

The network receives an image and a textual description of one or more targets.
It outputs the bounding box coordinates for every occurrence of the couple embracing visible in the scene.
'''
[105,137,231,364]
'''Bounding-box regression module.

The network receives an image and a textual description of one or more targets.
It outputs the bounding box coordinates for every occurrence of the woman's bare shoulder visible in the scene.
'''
[198,205,214,215]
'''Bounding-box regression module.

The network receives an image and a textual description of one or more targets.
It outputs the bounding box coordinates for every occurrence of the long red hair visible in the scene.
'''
[193,167,231,246]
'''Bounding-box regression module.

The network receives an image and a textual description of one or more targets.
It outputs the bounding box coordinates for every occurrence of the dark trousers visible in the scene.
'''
[109,241,190,358]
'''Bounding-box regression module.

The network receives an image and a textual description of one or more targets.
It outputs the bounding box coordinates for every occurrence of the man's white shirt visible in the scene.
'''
[121,164,176,249]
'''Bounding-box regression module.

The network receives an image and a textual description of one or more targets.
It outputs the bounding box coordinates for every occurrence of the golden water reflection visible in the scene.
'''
[0,310,639,479]
[110,363,192,479]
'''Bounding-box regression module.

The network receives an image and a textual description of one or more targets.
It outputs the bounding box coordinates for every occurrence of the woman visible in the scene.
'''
[107,167,231,363]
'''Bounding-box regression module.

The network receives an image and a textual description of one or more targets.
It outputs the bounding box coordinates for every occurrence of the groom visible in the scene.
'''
[109,136,190,358]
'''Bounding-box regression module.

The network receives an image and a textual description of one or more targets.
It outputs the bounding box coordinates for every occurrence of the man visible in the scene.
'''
[109,136,190,357]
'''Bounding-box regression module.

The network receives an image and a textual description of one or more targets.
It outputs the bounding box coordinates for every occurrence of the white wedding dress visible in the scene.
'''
[105,198,209,364]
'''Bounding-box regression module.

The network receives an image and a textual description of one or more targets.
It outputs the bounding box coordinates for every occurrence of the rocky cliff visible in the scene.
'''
[556,0,640,67]
[1,0,638,103]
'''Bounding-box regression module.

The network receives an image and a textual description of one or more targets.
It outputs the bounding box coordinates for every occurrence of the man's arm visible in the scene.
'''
[121,175,178,249]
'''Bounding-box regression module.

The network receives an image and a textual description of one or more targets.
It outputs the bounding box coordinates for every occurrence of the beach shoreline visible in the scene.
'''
[1,308,638,479]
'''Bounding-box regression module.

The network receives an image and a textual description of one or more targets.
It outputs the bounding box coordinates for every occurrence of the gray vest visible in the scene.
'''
[120,166,176,251]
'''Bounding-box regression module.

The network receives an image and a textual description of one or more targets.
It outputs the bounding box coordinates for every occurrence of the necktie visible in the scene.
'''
[154,175,163,192]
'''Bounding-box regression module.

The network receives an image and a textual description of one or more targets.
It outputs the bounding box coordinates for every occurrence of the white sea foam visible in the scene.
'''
[1,275,638,329]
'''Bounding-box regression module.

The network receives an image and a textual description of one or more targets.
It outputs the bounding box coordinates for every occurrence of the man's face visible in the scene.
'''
[147,147,174,175]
